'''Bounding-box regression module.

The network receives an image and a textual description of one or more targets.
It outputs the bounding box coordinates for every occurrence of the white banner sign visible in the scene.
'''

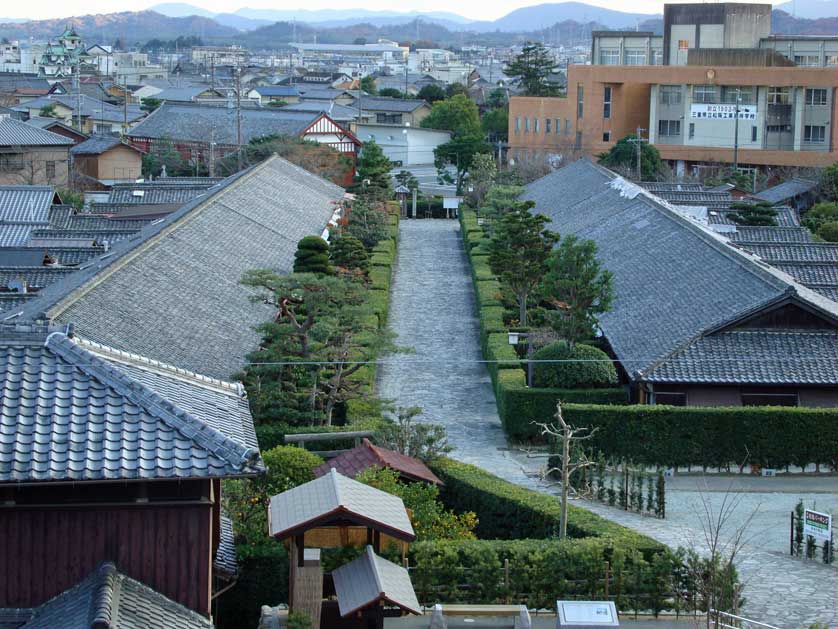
[804,509,832,542]
[690,104,757,120]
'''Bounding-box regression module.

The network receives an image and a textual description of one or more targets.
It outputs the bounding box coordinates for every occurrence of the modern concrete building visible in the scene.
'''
[355,124,451,166]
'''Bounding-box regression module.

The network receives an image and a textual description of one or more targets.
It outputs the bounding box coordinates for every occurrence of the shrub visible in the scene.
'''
[330,235,369,272]
[532,341,618,389]
[374,406,453,462]
[817,221,838,242]
[293,236,332,274]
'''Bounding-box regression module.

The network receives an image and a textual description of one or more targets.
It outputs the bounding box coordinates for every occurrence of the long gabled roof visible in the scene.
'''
[522,159,838,384]
[0,323,263,485]
[0,116,73,147]
[0,561,213,629]
[314,438,443,485]
[6,156,343,379]
[753,177,818,204]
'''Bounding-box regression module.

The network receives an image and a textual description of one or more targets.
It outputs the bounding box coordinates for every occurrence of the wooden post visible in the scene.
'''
[604,561,610,599]
[790,511,795,556]
[504,558,510,603]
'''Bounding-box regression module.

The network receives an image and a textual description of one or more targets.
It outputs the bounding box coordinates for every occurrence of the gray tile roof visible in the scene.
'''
[9,156,343,379]
[774,262,838,286]
[0,323,263,484]
[155,86,224,102]
[107,182,217,205]
[29,229,140,246]
[127,102,319,146]
[753,178,818,204]
[0,187,55,222]
[332,546,421,617]
[0,246,104,266]
[643,329,838,384]
[269,469,415,540]
[0,116,73,147]
[252,86,301,98]
[62,214,156,231]
[522,159,838,382]
[356,96,428,113]
[1,561,213,629]
[297,87,351,101]
[708,206,800,227]
[14,95,144,124]
[642,189,732,209]
[278,101,359,122]
[641,182,704,193]
[0,224,40,248]
[69,134,125,156]
[0,267,77,290]
[215,515,239,576]
[728,226,814,244]
[736,242,838,263]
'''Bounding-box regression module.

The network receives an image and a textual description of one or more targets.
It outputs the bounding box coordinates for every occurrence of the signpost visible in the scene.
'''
[804,509,832,542]
[557,601,619,627]
[690,104,757,120]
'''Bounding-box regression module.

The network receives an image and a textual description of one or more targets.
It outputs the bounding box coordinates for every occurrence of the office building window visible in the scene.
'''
[565,119,571,135]
[577,84,584,119]
[693,85,717,104]
[602,131,611,142]
[599,49,620,65]
[794,54,820,67]
[515,116,520,133]
[767,86,791,105]
[659,85,681,106]
[545,118,551,134]
[678,39,689,50]
[827,55,838,66]
[721,86,754,105]
[575,131,582,149]
[603,86,612,119]
[806,88,828,106]
[751,126,757,142]
[804,125,826,143]
[376,113,403,124]
[767,124,792,133]
[524,117,530,133]
[688,122,695,139]
[652,50,663,65]
[534,118,540,133]
[555,118,560,134]
[658,119,681,136]
[45,161,55,180]
[624,49,646,65]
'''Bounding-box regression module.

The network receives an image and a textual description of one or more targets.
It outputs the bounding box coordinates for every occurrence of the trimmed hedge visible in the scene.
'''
[531,341,618,389]
[368,266,391,292]
[474,279,503,307]
[431,458,663,555]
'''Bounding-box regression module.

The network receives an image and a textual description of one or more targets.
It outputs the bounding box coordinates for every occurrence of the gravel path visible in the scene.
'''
[376,219,838,629]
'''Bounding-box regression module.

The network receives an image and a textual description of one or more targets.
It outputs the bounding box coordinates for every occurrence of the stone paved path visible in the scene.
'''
[376,219,838,629]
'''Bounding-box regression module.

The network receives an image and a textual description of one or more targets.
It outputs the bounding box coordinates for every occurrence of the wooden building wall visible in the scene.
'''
[0,498,214,616]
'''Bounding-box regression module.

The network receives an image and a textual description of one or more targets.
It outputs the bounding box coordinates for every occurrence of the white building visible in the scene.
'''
[355,123,451,166]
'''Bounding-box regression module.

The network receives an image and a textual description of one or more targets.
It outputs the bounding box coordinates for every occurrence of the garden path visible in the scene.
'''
[376,218,838,629]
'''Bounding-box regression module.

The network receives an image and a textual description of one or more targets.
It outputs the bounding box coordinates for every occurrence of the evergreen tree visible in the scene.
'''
[504,42,562,96]
[293,236,333,275]
[360,75,377,95]
[417,83,446,103]
[729,201,778,226]
[329,235,369,272]
[354,140,392,199]
[599,135,663,180]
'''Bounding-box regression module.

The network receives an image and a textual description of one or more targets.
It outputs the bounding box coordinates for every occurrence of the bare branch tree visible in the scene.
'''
[534,401,598,539]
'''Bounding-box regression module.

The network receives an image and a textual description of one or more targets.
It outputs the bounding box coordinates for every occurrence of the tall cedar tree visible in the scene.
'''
[541,235,614,346]
[504,42,562,97]
[488,205,558,327]
[354,140,392,200]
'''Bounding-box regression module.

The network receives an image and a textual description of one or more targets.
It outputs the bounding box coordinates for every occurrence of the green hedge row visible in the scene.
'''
[431,458,662,555]
[410,538,695,614]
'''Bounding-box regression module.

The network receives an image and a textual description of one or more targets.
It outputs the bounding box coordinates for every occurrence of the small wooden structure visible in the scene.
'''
[269,469,419,629]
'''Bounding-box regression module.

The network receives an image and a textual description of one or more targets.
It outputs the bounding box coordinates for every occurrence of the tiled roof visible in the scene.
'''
[252,86,301,98]
[11,156,343,379]
[356,96,428,113]
[753,178,818,204]
[0,561,214,629]
[640,182,704,193]
[737,242,838,263]
[13,95,144,124]
[29,229,140,246]
[0,187,55,222]
[107,182,217,205]
[728,226,813,244]
[643,329,838,384]
[155,86,224,102]
[332,546,421,617]
[0,224,40,248]
[278,101,359,121]
[0,267,77,290]
[708,206,800,227]
[62,215,155,231]
[0,323,263,484]
[0,246,104,266]
[296,87,351,100]
[269,469,415,540]
[127,102,319,146]
[773,262,838,286]
[521,160,838,382]
[314,438,442,485]
[69,134,126,156]
[215,515,239,576]
[643,189,732,209]
[0,116,73,147]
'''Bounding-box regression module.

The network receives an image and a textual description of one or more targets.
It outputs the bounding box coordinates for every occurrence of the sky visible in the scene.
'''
[5,0,787,24]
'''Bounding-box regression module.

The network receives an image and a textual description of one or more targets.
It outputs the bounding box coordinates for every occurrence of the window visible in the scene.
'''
[565,119,571,135]
[767,124,792,133]
[659,85,681,106]
[654,392,686,406]
[624,49,646,65]
[751,126,757,142]
[827,55,838,66]
[93,123,113,134]
[534,118,540,134]
[806,88,828,105]
[652,50,663,65]
[678,39,689,50]
[599,48,620,65]
[0,154,23,172]
[689,122,695,139]
[524,117,530,133]
[45,161,56,180]
[575,131,582,149]
[515,116,520,133]
[602,131,611,142]
[794,54,820,67]
[658,119,681,136]
[603,86,612,119]
[804,125,826,143]
[693,85,717,104]
[555,118,560,134]
[768,86,790,105]
[544,118,550,134]
[741,392,798,406]
[576,84,584,119]
[375,113,402,124]
[721,86,754,105]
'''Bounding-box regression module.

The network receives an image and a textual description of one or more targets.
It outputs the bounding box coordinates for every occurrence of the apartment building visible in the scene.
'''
[509,2,838,174]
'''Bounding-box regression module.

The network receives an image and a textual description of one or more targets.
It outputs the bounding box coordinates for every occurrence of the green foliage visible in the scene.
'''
[421,93,482,137]
[542,235,614,346]
[39,103,58,118]
[329,234,370,272]
[485,88,508,109]
[466,153,497,206]
[446,83,468,98]
[818,220,838,241]
[803,202,838,234]
[431,458,662,551]
[488,207,558,326]
[503,42,562,96]
[56,188,84,210]
[214,544,288,628]
[819,162,838,202]
[482,107,508,142]
[287,611,312,629]
[344,199,390,249]
[142,136,189,178]
[374,406,453,462]
[356,466,477,541]
[729,201,778,226]
[532,341,618,389]
[394,169,419,192]
[599,135,663,180]
[359,75,377,95]
[378,88,404,99]
[354,140,392,199]
[417,83,446,103]
[140,97,162,113]
[433,134,491,194]
[222,445,323,553]
[293,236,333,275]
[267,99,288,107]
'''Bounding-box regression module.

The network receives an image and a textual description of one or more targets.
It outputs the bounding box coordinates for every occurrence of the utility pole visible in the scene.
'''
[733,87,741,171]
[629,127,647,181]
[235,66,242,172]
[75,58,82,131]
[404,63,408,95]
[209,128,215,177]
